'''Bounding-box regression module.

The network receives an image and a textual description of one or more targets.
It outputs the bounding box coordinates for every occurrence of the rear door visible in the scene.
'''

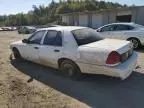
[39,30,63,68]
[110,24,134,40]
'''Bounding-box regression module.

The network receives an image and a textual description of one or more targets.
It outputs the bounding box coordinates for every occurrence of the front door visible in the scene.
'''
[99,25,117,39]
[39,30,63,68]
[23,30,46,63]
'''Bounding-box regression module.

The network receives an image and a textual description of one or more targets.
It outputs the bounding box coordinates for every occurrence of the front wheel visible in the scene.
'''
[12,48,22,60]
[60,60,82,80]
[128,38,140,49]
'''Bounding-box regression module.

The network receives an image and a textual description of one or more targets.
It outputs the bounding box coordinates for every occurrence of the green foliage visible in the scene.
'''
[0,0,128,26]
[57,0,127,14]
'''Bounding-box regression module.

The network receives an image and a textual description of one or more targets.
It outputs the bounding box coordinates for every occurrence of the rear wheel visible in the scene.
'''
[60,60,82,80]
[128,38,140,49]
[25,30,30,34]
[18,31,21,34]
[13,48,21,60]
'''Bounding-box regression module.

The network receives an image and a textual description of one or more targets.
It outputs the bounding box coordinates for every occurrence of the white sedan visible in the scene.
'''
[96,23,144,49]
[10,26,138,80]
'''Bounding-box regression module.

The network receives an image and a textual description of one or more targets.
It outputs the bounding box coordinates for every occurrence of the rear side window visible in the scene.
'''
[115,25,134,31]
[43,30,62,46]
[72,28,103,46]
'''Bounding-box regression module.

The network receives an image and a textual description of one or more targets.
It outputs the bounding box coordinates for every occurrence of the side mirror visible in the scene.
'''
[97,29,102,32]
[22,39,29,43]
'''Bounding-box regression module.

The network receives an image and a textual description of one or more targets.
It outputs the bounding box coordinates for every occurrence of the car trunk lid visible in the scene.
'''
[78,39,133,66]
[81,39,133,54]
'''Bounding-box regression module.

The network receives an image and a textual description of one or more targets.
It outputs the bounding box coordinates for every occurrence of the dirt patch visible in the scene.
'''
[0,31,88,108]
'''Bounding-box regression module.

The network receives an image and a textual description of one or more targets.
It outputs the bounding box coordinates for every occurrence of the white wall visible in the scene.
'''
[92,14,103,28]
[117,10,132,16]
[62,16,69,24]
[136,7,144,25]
[79,14,88,27]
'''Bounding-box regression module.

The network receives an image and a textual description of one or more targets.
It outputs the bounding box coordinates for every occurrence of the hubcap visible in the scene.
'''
[63,64,74,77]
[14,51,18,57]
[130,39,138,49]
[68,68,73,76]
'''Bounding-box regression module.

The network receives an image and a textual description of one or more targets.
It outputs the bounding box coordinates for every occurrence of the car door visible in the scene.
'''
[98,25,117,38]
[110,24,134,40]
[39,30,63,68]
[23,30,46,63]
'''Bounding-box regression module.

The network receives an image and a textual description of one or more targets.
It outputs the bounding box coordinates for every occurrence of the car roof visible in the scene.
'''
[99,22,144,29]
[106,22,135,26]
[37,26,87,31]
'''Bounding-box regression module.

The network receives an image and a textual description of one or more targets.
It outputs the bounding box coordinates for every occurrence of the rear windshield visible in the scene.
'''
[133,24,144,28]
[72,28,103,46]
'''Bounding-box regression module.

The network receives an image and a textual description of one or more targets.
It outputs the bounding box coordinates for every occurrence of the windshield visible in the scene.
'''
[72,28,103,46]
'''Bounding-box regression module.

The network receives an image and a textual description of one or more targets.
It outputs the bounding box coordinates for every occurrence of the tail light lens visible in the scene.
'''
[106,51,120,66]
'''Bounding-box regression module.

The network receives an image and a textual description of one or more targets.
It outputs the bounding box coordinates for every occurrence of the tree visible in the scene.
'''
[0,0,127,26]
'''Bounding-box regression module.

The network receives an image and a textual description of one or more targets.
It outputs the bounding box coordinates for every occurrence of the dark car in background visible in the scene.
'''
[35,25,61,29]
[18,26,36,34]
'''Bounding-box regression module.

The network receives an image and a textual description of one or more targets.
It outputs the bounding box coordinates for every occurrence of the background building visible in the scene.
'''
[60,6,144,28]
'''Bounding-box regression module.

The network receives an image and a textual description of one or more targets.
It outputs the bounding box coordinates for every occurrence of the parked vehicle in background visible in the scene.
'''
[0,28,3,31]
[96,23,144,49]
[35,25,62,29]
[47,25,62,27]
[10,26,137,80]
[11,27,17,31]
[18,26,36,34]
[1,27,12,31]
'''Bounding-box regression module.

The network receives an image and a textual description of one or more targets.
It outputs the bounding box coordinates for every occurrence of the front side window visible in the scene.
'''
[28,30,46,44]
[72,28,103,46]
[101,25,116,32]
[43,30,62,46]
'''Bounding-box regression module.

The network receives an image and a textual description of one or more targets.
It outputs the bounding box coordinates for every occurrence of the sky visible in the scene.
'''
[0,0,144,15]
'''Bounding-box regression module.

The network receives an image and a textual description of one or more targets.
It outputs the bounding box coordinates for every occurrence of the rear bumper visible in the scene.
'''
[112,51,138,80]
[77,52,138,80]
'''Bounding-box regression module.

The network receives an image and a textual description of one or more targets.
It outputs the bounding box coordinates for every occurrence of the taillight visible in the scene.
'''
[106,51,121,66]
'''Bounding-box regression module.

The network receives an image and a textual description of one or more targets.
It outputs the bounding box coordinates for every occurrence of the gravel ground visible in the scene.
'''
[0,31,144,108]
[0,31,88,108]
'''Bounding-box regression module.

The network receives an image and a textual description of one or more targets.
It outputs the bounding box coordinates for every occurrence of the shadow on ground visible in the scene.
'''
[136,46,144,53]
[10,59,144,108]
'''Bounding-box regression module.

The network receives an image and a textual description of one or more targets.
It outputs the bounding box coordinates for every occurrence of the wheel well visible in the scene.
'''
[12,47,18,51]
[127,37,139,41]
[12,47,21,55]
[127,37,141,45]
[58,58,79,68]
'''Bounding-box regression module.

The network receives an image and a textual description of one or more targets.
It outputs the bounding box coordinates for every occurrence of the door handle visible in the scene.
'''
[34,47,39,49]
[54,49,60,52]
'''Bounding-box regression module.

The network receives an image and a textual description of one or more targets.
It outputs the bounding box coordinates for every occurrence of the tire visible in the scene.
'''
[60,60,82,80]
[128,38,141,49]
[25,30,30,34]
[13,48,21,60]
[18,31,21,34]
